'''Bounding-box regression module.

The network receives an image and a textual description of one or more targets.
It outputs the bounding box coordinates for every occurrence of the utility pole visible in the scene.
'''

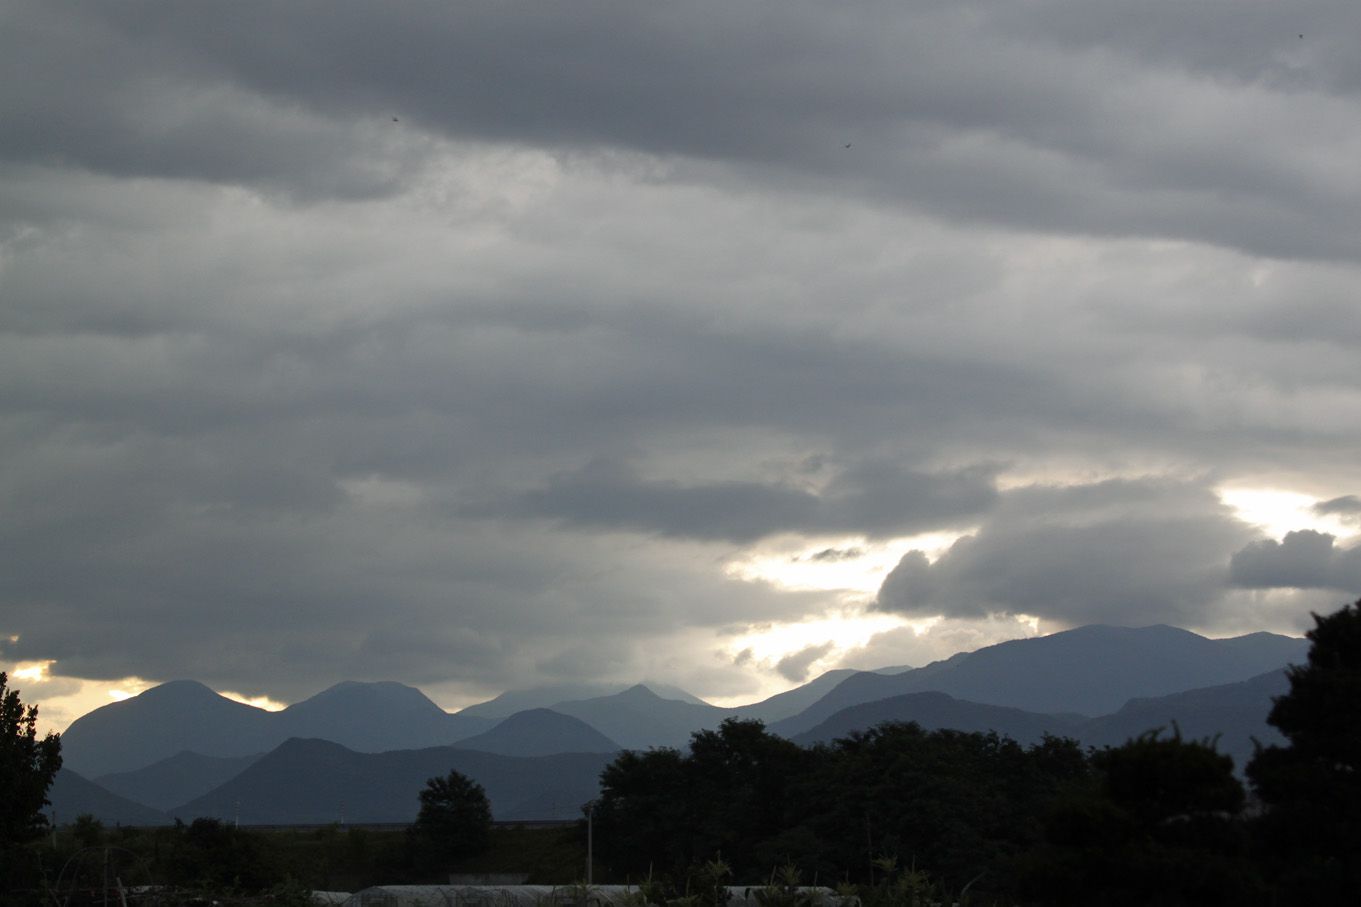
[584,800,597,886]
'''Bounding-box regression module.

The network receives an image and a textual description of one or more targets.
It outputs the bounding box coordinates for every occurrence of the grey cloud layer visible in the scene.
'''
[1315,496,1361,522]
[1230,530,1361,593]
[877,479,1259,627]
[6,2,1361,258]
[3,1,1359,705]
[509,459,997,543]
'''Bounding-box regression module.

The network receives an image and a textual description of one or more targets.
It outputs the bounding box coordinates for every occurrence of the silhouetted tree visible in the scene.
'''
[595,719,807,882]
[1020,729,1259,906]
[799,724,1084,895]
[411,769,491,871]
[164,817,275,892]
[1248,599,1361,900]
[594,746,692,877]
[686,718,807,873]
[1,671,63,896]
[0,672,62,845]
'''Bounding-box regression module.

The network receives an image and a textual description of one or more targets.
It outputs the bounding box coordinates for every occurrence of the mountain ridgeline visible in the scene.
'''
[51,624,1307,827]
[59,679,497,777]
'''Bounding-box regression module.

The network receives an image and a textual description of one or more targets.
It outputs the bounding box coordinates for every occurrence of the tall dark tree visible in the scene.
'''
[411,769,492,870]
[1020,729,1257,906]
[798,724,1082,894]
[594,720,806,882]
[685,718,806,873]
[1,671,63,895]
[594,746,692,877]
[0,671,62,844]
[1248,599,1361,900]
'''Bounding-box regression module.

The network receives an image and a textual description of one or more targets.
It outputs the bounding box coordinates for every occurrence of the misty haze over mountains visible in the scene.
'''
[48,624,1307,826]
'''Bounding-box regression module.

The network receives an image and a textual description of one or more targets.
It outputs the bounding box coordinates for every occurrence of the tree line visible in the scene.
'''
[591,600,1361,905]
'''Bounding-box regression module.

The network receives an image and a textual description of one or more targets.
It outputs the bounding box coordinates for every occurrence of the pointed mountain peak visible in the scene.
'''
[137,679,224,700]
[615,683,666,702]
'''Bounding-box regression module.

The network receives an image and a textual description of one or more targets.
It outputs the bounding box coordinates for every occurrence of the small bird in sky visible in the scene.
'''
[844,143,852,149]
[392,116,400,122]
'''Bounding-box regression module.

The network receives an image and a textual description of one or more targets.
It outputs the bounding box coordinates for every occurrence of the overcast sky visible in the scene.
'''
[4,1,1360,732]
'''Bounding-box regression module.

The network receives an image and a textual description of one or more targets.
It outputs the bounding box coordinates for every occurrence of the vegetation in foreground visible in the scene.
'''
[3,600,1360,905]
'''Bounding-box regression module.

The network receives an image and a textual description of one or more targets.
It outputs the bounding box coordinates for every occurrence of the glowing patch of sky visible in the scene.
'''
[1219,487,1358,541]
[724,531,968,595]
[219,690,288,711]
[1,667,157,737]
[724,611,915,665]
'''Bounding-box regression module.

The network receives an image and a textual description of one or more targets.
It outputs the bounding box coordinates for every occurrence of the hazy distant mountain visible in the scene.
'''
[47,769,171,827]
[735,667,906,724]
[1082,668,1289,772]
[770,625,1305,738]
[172,738,612,823]
[62,680,496,777]
[60,681,277,776]
[782,670,1287,775]
[58,624,1305,787]
[454,709,620,756]
[549,685,737,750]
[459,681,708,720]
[96,751,262,812]
[275,681,491,752]
[790,691,1084,748]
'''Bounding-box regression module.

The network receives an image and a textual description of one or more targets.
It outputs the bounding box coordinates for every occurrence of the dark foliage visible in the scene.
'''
[1017,729,1260,905]
[1248,598,1361,901]
[593,719,814,879]
[796,724,1089,893]
[594,717,1086,897]
[166,817,276,891]
[410,769,493,872]
[1,671,63,899]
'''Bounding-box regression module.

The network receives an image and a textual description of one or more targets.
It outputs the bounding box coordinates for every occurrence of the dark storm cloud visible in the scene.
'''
[5,2,1361,259]
[876,478,1257,627]
[510,458,997,542]
[1229,530,1361,592]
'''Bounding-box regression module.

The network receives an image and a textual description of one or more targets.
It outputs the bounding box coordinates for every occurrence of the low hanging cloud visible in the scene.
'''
[804,547,866,563]
[509,458,998,543]
[876,478,1257,627]
[1314,495,1361,525]
[1229,529,1361,592]
[775,642,836,683]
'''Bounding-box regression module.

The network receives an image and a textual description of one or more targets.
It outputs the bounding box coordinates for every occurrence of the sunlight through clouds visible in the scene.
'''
[724,531,969,595]
[1220,487,1359,541]
[219,690,289,711]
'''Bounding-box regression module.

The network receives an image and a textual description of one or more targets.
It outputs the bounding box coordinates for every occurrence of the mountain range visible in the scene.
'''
[60,679,494,777]
[48,623,1308,826]
[767,624,1304,738]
